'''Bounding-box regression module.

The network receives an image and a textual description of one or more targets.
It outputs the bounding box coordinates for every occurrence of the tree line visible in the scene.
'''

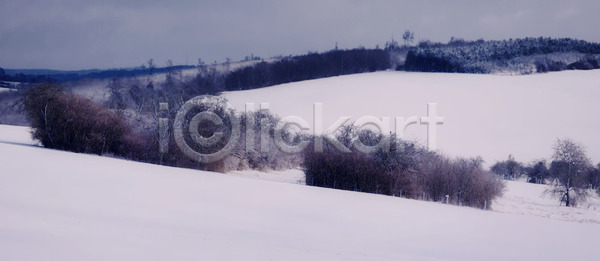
[223,48,389,91]
[20,82,504,209]
[303,127,504,209]
[0,65,196,83]
[404,37,600,73]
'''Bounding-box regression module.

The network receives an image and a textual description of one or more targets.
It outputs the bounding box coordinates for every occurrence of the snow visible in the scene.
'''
[0,87,17,93]
[492,179,600,223]
[0,125,37,145]
[222,70,600,167]
[1,124,599,261]
[228,168,306,185]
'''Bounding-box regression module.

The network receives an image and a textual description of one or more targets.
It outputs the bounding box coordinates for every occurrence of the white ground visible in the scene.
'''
[0,87,16,93]
[493,180,600,223]
[235,168,600,224]
[228,168,306,185]
[1,124,599,261]
[223,70,600,167]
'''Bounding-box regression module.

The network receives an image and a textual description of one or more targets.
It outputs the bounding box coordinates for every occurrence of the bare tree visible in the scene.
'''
[402,30,415,46]
[164,59,180,92]
[147,59,155,75]
[224,57,232,72]
[106,77,125,109]
[548,138,592,206]
[590,164,600,191]
[197,58,207,76]
[146,58,156,89]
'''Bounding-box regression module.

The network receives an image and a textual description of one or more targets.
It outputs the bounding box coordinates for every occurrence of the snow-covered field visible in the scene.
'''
[1,124,599,261]
[0,87,16,93]
[228,168,306,185]
[223,70,600,167]
[493,180,600,223]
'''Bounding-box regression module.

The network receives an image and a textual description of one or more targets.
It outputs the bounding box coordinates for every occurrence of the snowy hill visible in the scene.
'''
[1,124,599,260]
[223,70,600,167]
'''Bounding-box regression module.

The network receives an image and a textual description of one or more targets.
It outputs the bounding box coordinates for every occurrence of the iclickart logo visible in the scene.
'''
[159,96,443,163]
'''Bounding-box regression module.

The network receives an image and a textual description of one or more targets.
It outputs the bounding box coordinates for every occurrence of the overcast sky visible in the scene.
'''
[1,0,599,70]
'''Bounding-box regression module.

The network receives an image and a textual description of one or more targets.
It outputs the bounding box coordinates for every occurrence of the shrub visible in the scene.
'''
[154,95,303,173]
[0,89,28,126]
[302,129,504,209]
[490,155,524,180]
[22,83,130,155]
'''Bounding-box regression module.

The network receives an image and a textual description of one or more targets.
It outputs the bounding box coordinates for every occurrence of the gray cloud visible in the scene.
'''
[1,0,599,70]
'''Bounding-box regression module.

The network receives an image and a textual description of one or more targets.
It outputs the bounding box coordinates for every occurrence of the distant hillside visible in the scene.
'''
[2,37,600,88]
[0,65,195,83]
[403,37,600,74]
[4,68,101,76]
